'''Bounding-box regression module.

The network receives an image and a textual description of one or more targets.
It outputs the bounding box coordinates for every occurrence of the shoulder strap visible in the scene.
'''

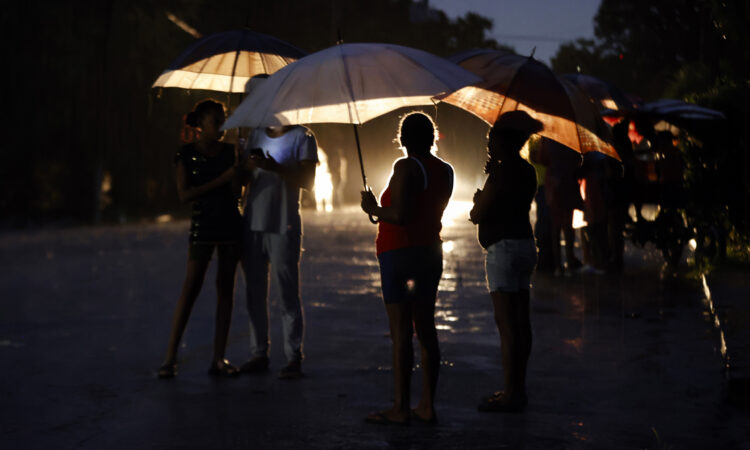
[408,156,428,190]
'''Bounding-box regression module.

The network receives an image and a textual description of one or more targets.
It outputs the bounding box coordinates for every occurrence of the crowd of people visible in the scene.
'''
[155,95,680,424]
[530,119,684,276]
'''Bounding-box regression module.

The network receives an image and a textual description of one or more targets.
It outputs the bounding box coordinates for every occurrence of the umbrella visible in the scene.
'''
[438,49,619,160]
[602,99,726,137]
[223,42,480,186]
[638,99,725,121]
[562,73,639,112]
[152,29,306,93]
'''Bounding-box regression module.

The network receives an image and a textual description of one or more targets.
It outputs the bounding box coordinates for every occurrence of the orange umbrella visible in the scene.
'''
[439,50,619,160]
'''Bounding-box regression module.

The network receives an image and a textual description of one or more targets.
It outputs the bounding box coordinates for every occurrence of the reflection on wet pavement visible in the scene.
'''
[0,207,748,448]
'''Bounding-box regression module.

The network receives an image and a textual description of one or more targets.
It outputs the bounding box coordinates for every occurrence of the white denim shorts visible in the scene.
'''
[485,238,538,293]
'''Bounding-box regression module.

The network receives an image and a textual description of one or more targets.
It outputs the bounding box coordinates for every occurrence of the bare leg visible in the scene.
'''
[551,225,563,274]
[212,245,239,364]
[412,299,439,421]
[562,225,580,268]
[379,303,413,423]
[491,290,519,400]
[515,289,532,396]
[163,254,212,366]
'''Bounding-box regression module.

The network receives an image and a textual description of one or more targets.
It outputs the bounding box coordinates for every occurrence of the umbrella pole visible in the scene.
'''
[352,124,378,224]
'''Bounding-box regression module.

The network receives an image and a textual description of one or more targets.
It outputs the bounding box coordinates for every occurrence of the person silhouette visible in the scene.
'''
[361,112,454,425]
[158,99,242,379]
[470,111,542,412]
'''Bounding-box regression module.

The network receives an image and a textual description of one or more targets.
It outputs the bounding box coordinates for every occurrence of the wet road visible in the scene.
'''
[1,206,748,449]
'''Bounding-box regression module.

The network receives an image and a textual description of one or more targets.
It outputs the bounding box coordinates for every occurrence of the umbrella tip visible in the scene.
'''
[336,29,344,45]
[529,47,536,59]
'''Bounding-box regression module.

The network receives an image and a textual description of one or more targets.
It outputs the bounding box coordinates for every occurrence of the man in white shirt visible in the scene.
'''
[240,124,318,379]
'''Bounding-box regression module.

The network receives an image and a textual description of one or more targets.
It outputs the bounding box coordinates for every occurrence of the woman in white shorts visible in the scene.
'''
[470,111,542,412]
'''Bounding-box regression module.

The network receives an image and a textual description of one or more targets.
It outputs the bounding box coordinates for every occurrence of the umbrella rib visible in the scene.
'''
[190,36,225,91]
[228,31,244,92]
[338,44,361,124]
[259,62,298,126]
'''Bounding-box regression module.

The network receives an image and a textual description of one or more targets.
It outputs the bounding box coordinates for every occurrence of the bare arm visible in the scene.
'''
[469,174,497,224]
[361,158,420,225]
[175,161,236,204]
[250,155,316,191]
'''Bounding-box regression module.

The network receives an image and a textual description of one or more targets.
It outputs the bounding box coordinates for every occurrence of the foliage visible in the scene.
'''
[552,0,750,264]
[2,0,504,225]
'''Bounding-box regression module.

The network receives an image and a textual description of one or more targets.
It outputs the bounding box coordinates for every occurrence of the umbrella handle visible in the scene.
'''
[353,124,379,225]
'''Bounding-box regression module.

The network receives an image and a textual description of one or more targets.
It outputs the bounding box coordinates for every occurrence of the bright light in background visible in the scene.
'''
[442,200,473,227]
[442,240,455,253]
[314,147,334,212]
[156,214,173,224]
[689,238,697,251]
[572,209,587,229]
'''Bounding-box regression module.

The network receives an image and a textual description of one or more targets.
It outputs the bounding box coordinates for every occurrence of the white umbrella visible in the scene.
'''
[223,43,480,221]
[223,42,481,128]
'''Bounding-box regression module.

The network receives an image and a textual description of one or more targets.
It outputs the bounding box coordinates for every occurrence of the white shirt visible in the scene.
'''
[243,126,318,234]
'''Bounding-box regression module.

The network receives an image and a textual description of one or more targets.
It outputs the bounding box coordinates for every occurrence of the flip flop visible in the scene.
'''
[482,391,528,406]
[208,360,240,377]
[364,411,410,426]
[410,409,438,425]
[477,395,525,413]
[157,363,177,379]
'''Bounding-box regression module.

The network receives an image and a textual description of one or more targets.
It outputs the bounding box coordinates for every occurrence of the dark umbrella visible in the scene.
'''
[152,29,306,93]
[562,73,639,113]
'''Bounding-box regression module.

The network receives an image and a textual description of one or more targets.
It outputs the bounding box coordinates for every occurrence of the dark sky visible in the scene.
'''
[429,0,601,64]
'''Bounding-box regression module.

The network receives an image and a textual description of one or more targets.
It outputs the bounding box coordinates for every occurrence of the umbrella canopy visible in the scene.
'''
[562,73,639,112]
[439,50,619,160]
[222,42,481,129]
[152,29,307,93]
[602,99,726,137]
[639,99,725,121]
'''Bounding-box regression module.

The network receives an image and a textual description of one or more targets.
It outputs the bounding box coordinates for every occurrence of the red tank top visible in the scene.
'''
[375,155,454,255]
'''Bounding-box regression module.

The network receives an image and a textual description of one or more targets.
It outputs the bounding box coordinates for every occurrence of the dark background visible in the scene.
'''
[2,1,748,254]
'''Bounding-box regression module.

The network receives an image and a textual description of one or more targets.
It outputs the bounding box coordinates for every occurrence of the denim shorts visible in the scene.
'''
[485,239,537,293]
[378,244,443,304]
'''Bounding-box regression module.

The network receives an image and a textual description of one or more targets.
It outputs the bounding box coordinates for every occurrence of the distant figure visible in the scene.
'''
[470,111,541,412]
[361,112,453,425]
[608,121,634,270]
[536,138,583,276]
[158,99,242,379]
[238,124,318,380]
[579,152,610,273]
[655,131,684,209]
[528,138,555,272]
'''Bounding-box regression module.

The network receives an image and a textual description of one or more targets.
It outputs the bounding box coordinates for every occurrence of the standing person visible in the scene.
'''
[158,99,242,379]
[579,151,610,273]
[238,124,318,380]
[470,111,542,412]
[537,138,583,276]
[361,112,453,425]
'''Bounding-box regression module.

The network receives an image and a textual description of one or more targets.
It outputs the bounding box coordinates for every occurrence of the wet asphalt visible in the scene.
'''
[1,206,748,449]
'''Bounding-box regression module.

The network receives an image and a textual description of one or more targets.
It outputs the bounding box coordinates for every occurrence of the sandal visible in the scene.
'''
[364,411,410,426]
[482,391,528,406]
[477,393,526,413]
[410,408,438,425]
[158,362,177,379]
[207,360,239,377]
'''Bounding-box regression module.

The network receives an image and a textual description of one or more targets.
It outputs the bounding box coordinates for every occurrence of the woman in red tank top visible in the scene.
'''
[361,112,453,425]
